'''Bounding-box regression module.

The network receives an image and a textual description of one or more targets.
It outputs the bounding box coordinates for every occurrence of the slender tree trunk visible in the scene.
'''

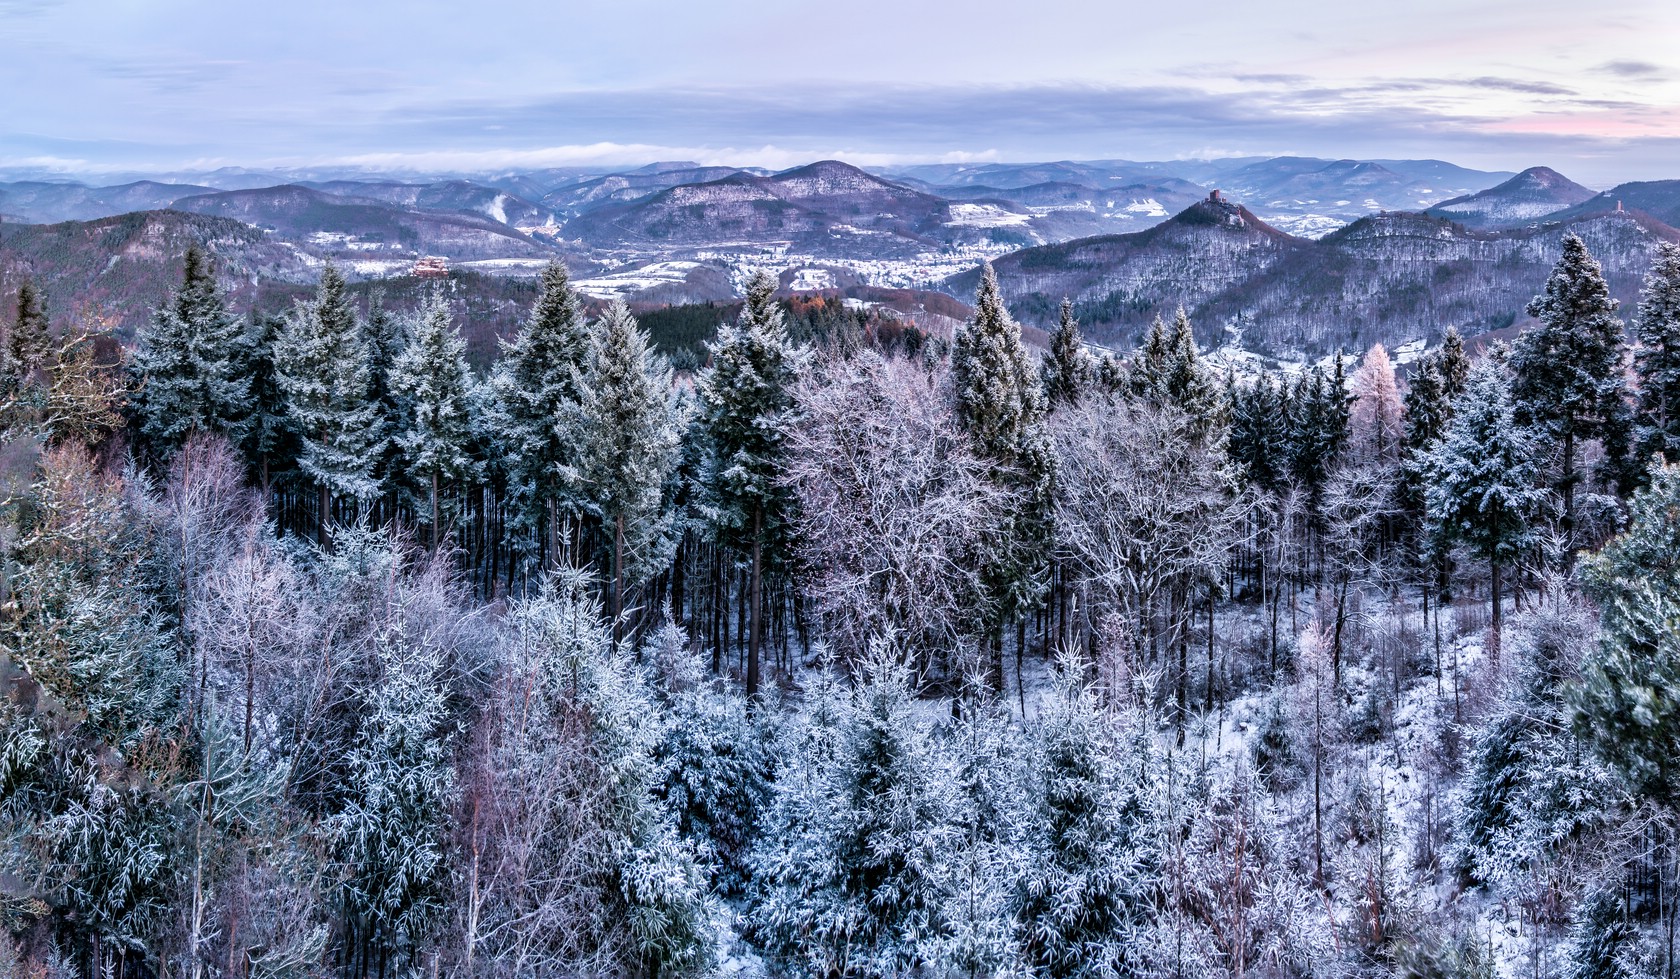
[747,506,763,700]
[430,470,440,552]
[1490,558,1503,665]
[318,482,330,549]
[613,514,625,644]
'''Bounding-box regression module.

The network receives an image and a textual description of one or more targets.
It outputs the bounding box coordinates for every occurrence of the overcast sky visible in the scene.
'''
[3,0,1677,186]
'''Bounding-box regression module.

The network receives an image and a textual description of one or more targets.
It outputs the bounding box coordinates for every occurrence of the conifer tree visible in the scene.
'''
[699,270,803,699]
[1633,241,1680,470]
[274,265,383,544]
[1351,343,1402,462]
[951,262,1056,682]
[1513,233,1627,552]
[131,247,250,459]
[9,279,50,379]
[1230,372,1288,494]
[488,261,591,569]
[238,312,296,495]
[1574,460,1680,810]
[391,291,478,549]
[577,300,684,630]
[361,290,408,503]
[1042,298,1090,409]
[1424,353,1546,652]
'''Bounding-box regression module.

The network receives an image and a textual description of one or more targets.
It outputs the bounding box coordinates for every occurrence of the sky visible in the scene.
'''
[2,0,1678,186]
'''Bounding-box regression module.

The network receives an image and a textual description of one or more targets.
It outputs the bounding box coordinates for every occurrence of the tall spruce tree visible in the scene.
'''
[391,291,478,549]
[1573,460,1680,811]
[9,280,50,380]
[951,262,1056,682]
[238,311,296,495]
[1424,353,1547,653]
[488,261,591,569]
[274,265,383,544]
[131,247,250,459]
[698,270,803,699]
[361,289,408,505]
[1042,299,1089,409]
[1513,233,1627,553]
[577,300,684,632]
[1633,241,1680,470]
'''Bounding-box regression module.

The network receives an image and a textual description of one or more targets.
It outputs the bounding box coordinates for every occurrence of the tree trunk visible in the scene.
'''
[430,470,440,552]
[318,482,330,549]
[747,507,763,700]
[613,514,625,644]
[1490,558,1503,665]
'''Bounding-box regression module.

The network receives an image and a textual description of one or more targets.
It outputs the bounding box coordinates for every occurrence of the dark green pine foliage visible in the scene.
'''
[1229,372,1289,494]
[489,261,591,568]
[1424,353,1547,648]
[131,247,251,459]
[391,291,479,547]
[1513,233,1628,544]
[275,265,384,529]
[8,279,51,380]
[1562,891,1640,979]
[1130,307,1224,437]
[361,289,410,497]
[1042,299,1090,409]
[951,262,1056,643]
[1288,358,1353,515]
[1574,460,1680,810]
[577,300,683,626]
[698,270,803,698]
[238,311,298,492]
[1633,242,1680,470]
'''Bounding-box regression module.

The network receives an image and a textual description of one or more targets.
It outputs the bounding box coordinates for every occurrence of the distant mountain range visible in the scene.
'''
[5,155,1680,359]
[960,190,1680,357]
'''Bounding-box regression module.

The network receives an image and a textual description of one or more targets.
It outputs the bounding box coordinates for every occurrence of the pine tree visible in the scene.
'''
[1513,233,1627,553]
[333,621,456,973]
[488,261,591,570]
[577,300,684,630]
[274,265,383,544]
[1230,372,1288,494]
[9,279,50,379]
[131,247,250,460]
[1424,353,1547,653]
[951,262,1056,679]
[1633,241,1680,470]
[361,289,409,503]
[698,270,803,699]
[1042,299,1090,409]
[238,312,296,495]
[1574,460,1680,810]
[390,291,478,549]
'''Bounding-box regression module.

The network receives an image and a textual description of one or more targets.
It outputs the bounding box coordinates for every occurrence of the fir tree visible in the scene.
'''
[488,261,591,570]
[131,247,250,460]
[9,279,50,379]
[238,312,296,495]
[390,291,478,549]
[1424,353,1547,653]
[274,265,383,544]
[361,289,409,503]
[1574,460,1680,810]
[1042,298,1090,409]
[698,270,803,699]
[951,262,1056,679]
[577,301,684,630]
[1513,233,1627,553]
[1230,372,1288,494]
[1633,241,1680,470]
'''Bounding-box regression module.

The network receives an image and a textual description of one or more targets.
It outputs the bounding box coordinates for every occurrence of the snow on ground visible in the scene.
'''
[787,267,836,291]
[574,260,703,300]
[1262,213,1348,238]
[1122,198,1168,218]
[945,203,1033,228]
[458,258,557,273]
[1392,337,1428,365]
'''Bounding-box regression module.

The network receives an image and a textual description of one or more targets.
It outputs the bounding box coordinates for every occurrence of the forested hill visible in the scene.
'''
[960,191,1680,355]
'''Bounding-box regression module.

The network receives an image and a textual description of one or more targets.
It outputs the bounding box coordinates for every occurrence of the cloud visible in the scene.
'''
[1594,60,1665,79]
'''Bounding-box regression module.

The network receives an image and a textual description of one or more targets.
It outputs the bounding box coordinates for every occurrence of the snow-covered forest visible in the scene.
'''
[4,232,1680,979]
